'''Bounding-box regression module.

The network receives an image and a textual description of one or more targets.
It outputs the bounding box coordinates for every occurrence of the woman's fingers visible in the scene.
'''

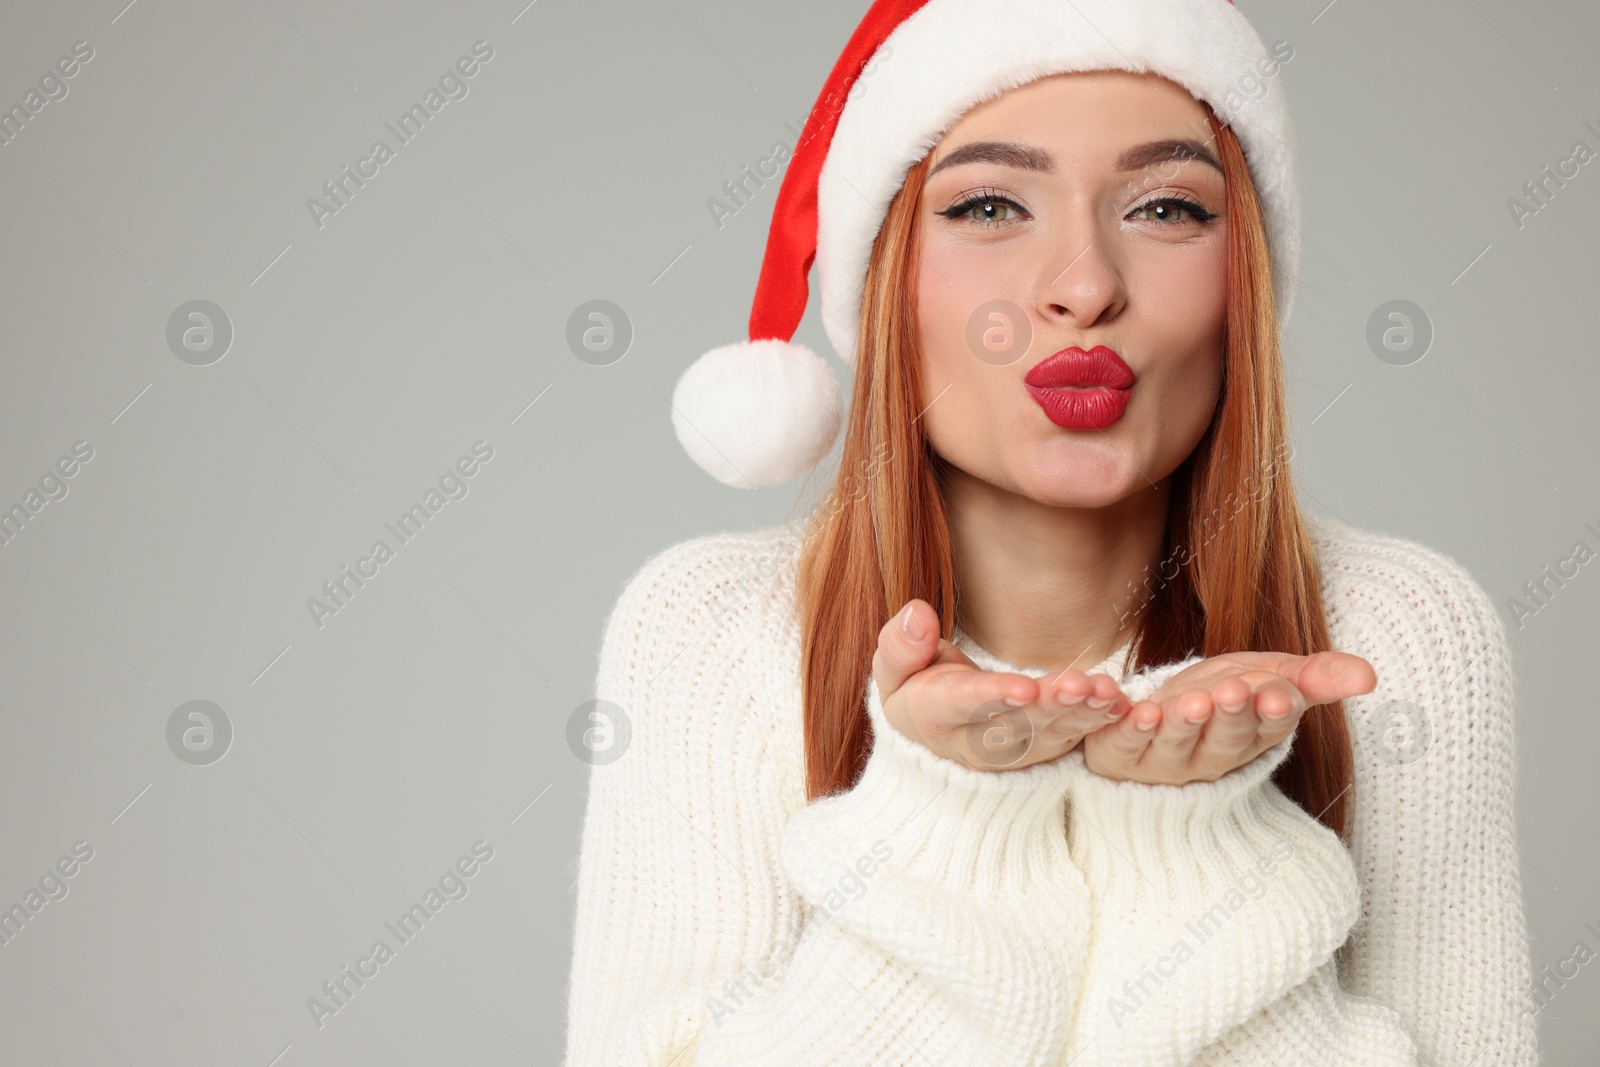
[1085,650,1371,784]
[1145,687,1216,758]
[871,600,939,701]
[1045,668,1122,710]
[1290,650,1376,705]
[1199,675,1263,750]
[1090,673,1308,777]
[874,600,991,703]
[1247,675,1306,748]
[959,671,1133,768]
[1212,650,1376,705]
[1092,697,1168,762]
[921,667,1131,770]
[1181,675,1300,758]
[1037,671,1131,739]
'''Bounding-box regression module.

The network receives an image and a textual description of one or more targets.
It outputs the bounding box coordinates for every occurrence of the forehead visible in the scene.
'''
[927,70,1214,171]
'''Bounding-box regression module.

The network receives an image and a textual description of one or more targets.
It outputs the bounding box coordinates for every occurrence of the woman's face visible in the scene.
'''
[915,70,1229,508]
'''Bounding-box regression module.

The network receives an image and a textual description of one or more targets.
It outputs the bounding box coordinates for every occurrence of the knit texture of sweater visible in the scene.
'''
[562,512,1540,1066]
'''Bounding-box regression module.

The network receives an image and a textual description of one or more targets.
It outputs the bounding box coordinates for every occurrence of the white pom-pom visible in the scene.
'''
[670,338,843,489]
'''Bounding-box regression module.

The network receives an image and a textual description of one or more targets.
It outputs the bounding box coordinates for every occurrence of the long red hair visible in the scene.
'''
[790,104,1353,839]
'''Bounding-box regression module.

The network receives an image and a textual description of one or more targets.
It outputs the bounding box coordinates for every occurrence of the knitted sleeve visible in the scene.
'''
[562,531,1097,1067]
[1053,719,1422,1065]
[759,673,1095,1065]
[1320,531,1542,1065]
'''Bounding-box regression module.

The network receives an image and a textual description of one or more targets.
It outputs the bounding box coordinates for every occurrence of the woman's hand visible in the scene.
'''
[1081,650,1377,784]
[874,599,1135,772]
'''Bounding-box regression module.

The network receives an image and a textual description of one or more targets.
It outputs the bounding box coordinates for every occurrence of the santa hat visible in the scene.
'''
[671,0,1300,489]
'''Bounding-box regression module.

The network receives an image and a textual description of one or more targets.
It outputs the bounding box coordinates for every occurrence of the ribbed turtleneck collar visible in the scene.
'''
[948,623,1138,682]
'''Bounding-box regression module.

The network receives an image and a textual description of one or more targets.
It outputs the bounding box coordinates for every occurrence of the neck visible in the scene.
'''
[943,464,1170,674]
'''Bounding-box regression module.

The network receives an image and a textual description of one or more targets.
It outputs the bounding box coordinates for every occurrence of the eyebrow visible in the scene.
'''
[925,138,1223,179]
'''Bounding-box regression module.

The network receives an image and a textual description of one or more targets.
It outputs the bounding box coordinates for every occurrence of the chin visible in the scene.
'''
[1008,449,1136,509]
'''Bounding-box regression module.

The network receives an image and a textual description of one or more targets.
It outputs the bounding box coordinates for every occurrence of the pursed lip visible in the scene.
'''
[1023,345,1136,389]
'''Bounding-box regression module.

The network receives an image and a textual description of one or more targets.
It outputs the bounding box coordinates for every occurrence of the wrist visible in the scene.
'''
[1061,727,1353,910]
[784,676,1079,898]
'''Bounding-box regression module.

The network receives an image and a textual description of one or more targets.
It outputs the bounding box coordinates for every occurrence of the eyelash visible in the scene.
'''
[936,188,1217,227]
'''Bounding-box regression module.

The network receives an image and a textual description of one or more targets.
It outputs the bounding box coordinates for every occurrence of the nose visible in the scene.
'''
[1034,228,1127,329]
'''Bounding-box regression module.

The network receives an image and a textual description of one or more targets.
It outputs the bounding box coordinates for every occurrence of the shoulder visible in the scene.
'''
[1306,512,1506,659]
[602,523,805,631]
[596,522,807,693]
[1304,513,1514,754]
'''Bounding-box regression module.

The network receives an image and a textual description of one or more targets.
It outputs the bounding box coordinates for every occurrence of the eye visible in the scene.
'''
[936,189,1030,227]
[1128,196,1217,225]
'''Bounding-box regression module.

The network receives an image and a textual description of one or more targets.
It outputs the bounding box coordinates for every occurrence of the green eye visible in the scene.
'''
[937,190,1030,227]
[964,198,1021,223]
[1129,197,1216,224]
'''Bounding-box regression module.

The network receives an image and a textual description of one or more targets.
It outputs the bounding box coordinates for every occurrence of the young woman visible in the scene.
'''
[564,1,1539,1064]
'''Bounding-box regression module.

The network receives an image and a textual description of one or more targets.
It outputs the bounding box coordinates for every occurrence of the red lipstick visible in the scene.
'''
[1023,345,1135,430]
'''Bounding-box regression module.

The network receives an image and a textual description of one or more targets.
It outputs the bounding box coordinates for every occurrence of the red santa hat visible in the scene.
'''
[671,0,1300,488]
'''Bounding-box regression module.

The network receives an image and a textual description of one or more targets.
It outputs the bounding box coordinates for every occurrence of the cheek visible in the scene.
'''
[915,249,966,372]
[1149,235,1228,336]
[914,243,1017,459]
[1133,239,1227,382]
[1113,236,1228,453]
[916,235,1037,377]
[919,239,982,355]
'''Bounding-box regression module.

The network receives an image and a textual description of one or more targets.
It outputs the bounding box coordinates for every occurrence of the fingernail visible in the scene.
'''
[1085,696,1112,710]
[1135,715,1157,731]
[1002,697,1025,708]
[899,603,926,641]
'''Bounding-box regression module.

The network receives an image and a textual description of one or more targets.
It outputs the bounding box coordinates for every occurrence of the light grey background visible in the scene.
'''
[0,0,1594,1063]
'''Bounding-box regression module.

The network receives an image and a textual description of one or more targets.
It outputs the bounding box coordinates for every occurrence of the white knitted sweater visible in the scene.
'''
[563,513,1540,1066]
